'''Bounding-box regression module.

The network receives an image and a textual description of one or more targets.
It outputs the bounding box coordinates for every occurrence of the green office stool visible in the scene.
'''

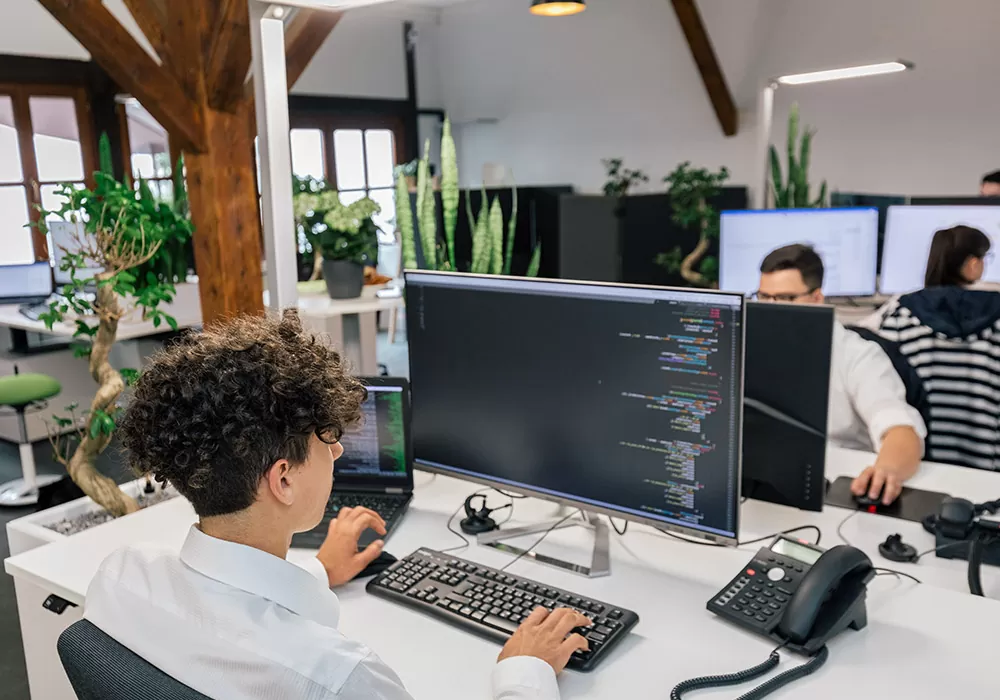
[0,372,63,506]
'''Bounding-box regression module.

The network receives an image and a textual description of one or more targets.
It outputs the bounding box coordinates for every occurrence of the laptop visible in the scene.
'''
[291,377,414,550]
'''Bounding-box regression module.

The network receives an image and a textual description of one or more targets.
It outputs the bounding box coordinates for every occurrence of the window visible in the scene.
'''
[0,85,95,265]
[289,116,405,245]
[121,100,175,204]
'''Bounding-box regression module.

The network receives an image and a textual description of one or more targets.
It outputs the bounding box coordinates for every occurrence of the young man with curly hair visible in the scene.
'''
[85,310,589,700]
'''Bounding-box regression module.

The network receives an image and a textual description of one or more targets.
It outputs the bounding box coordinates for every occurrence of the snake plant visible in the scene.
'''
[440,118,459,270]
[769,103,828,208]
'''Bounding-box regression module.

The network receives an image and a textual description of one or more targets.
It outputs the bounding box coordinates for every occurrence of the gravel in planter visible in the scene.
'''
[44,488,179,536]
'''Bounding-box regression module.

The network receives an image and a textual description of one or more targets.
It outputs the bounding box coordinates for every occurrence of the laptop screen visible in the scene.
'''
[336,384,408,480]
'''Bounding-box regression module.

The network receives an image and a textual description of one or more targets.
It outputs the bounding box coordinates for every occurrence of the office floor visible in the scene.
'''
[0,329,409,700]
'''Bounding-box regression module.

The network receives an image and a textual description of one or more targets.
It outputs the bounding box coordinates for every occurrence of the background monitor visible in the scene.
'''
[909,196,1000,207]
[49,220,103,286]
[0,262,53,304]
[743,302,832,512]
[881,205,1000,295]
[720,208,879,297]
[830,192,908,272]
[405,271,745,544]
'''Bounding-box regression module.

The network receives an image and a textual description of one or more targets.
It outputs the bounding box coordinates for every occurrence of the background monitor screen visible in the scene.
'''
[720,208,879,297]
[405,272,745,543]
[881,205,1000,295]
[0,262,53,302]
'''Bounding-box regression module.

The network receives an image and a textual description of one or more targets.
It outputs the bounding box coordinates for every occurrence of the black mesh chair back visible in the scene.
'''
[57,619,212,700]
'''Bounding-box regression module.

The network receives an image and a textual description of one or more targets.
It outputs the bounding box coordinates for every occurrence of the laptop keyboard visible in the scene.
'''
[326,492,407,522]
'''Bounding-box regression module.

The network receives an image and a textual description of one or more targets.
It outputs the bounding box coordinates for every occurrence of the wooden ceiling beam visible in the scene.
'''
[284,8,344,89]
[121,0,170,65]
[205,0,253,113]
[37,0,207,152]
[670,0,739,137]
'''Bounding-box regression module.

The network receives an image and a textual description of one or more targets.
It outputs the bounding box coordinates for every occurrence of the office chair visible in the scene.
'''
[0,371,63,506]
[57,620,212,700]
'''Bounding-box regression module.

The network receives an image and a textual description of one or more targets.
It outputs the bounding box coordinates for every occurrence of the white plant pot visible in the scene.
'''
[6,478,171,557]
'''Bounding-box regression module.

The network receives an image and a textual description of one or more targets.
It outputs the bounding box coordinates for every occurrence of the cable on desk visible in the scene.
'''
[739,525,822,547]
[499,511,581,572]
[492,488,528,500]
[874,568,922,585]
[671,645,830,700]
[836,511,858,546]
[610,517,628,536]
[914,539,971,562]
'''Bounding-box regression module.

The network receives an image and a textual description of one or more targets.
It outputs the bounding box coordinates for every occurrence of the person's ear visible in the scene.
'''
[264,459,295,506]
[812,290,825,304]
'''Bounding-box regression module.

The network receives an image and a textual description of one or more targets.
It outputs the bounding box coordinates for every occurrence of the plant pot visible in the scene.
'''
[322,259,364,299]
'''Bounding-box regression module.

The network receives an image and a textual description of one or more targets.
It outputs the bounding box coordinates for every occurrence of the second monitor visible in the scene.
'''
[405,271,746,569]
[720,208,879,297]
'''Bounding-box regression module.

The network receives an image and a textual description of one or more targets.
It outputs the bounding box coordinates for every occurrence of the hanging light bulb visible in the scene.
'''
[530,0,586,17]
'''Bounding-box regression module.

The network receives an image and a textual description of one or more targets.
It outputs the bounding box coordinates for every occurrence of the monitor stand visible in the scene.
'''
[476,510,610,578]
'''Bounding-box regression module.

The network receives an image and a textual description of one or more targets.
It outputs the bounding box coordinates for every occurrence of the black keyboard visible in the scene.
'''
[367,548,639,672]
[291,492,409,549]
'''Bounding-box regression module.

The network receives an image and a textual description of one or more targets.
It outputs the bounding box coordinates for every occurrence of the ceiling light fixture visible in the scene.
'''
[530,0,586,17]
[776,60,913,86]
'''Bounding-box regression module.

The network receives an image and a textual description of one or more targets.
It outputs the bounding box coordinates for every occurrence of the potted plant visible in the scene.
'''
[319,194,380,299]
[656,162,729,288]
[34,134,186,518]
[769,103,828,208]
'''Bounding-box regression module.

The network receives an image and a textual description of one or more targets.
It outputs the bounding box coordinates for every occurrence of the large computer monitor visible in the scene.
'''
[742,302,833,512]
[719,208,879,297]
[405,271,746,563]
[909,196,1000,207]
[881,205,1000,294]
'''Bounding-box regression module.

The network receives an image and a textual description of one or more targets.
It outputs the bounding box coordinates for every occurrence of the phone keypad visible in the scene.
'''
[708,549,808,631]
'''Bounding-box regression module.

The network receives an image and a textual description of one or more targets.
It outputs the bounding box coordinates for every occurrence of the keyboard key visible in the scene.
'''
[595,625,613,636]
[484,614,520,634]
[586,632,607,643]
[460,607,474,617]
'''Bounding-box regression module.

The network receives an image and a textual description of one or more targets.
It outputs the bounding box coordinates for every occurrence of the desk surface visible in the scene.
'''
[7,447,1000,698]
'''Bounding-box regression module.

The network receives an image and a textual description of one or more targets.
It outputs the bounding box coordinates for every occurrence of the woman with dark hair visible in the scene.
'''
[923,225,991,288]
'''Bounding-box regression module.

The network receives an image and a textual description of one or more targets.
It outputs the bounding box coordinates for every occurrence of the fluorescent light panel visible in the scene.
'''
[776,61,912,86]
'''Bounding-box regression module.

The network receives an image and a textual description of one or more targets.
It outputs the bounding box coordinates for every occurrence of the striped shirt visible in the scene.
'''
[878,293,1000,471]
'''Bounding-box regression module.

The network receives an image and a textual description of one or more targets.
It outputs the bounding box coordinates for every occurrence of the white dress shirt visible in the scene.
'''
[828,321,927,453]
[85,525,559,700]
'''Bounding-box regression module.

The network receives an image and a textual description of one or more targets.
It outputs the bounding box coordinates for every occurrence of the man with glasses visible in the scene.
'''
[757,245,926,505]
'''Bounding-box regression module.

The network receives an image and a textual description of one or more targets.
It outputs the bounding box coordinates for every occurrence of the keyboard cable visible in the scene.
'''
[499,510,582,572]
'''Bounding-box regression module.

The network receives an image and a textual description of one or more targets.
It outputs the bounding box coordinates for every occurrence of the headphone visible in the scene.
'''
[459,494,512,535]
[920,496,1000,596]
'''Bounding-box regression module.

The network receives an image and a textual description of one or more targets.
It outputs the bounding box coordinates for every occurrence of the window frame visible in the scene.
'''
[0,83,97,262]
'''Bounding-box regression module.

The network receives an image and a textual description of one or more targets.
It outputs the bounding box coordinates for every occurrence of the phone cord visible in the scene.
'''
[669,646,830,700]
[968,532,986,597]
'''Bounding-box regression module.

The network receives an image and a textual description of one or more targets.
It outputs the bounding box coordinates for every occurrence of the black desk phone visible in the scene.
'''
[708,535,875,655]
[672,538,875,699]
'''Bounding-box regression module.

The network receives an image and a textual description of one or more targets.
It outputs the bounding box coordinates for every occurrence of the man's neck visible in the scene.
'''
[199,509,291,561]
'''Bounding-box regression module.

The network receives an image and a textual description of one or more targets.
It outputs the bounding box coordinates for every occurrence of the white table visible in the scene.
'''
[6,446,1000,699]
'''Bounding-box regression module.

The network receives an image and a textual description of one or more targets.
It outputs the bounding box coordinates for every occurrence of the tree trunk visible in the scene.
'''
[66,282,139,517]
[680,204,712,288]
[309,250,323,281]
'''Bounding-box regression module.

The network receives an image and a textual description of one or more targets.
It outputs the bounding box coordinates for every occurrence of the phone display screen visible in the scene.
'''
[771,537,823,565]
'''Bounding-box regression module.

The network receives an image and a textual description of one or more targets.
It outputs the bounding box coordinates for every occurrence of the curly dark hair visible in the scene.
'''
[117,309,367,517]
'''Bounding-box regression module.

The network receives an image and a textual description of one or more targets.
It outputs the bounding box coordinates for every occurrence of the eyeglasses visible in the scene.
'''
[751,289,819,303]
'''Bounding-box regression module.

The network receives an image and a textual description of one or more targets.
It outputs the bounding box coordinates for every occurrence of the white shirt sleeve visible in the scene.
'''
[337,653,559,700]
[841,332,927,453]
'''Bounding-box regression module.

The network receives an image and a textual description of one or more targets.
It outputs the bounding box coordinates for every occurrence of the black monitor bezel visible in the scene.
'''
[404,270,746,545]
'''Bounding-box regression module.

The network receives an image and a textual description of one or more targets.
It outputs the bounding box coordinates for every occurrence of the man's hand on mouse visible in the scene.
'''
[851,464,905,506]
[316,506,387,587]
[498,607,592,674]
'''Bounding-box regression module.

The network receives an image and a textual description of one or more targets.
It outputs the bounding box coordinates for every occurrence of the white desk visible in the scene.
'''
[6,446,1000,699]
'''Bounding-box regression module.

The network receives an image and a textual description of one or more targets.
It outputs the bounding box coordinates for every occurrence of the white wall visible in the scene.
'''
[292,5,444,109]
[761,0,1000,197]
[434,0,761,191]
[432,0,1000,197]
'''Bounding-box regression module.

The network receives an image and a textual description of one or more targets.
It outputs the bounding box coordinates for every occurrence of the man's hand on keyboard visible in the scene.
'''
[497,607,591,674]
[316,506,387,587]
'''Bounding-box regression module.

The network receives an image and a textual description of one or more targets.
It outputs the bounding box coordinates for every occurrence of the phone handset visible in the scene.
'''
[778,545,875,649]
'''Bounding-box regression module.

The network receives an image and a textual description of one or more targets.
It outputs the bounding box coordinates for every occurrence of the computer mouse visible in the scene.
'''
[854,491,883,508]
[354,551,397,580]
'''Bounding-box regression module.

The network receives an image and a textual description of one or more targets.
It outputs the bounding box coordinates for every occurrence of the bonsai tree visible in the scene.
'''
[602,157,649,203]
[397,116,541,277]
[770,103,828,208]
[38,135,185,517]
[657,162,730,288]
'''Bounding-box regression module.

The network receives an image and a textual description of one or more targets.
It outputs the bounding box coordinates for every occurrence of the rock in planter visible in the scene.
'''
[322,259,364,299]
